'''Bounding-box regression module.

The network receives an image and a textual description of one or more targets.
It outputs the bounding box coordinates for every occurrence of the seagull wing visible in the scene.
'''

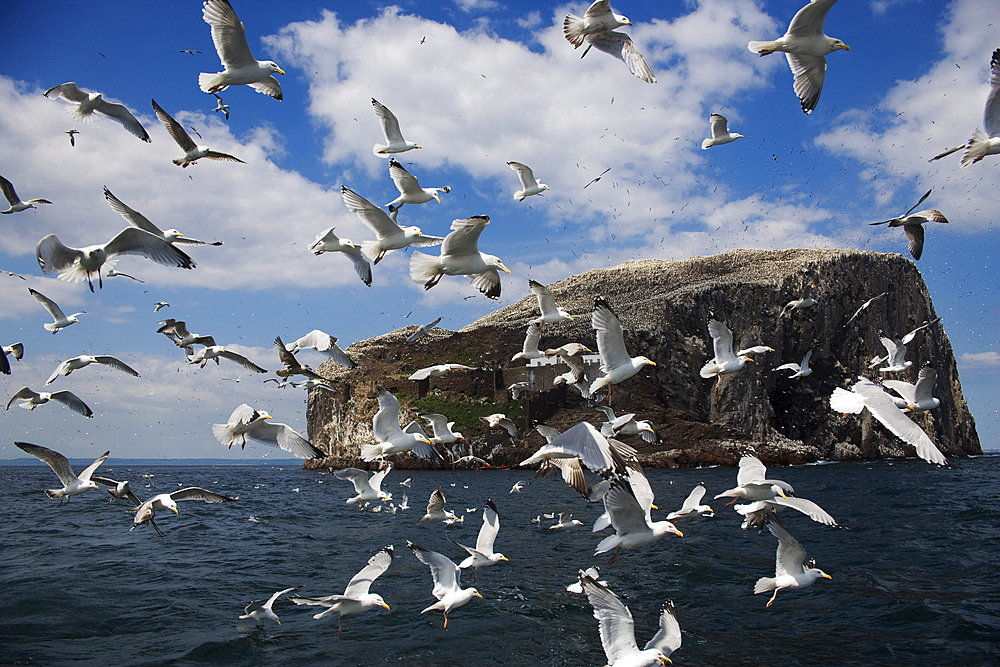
[372,99,405,144]
[248,421,322,459]
[585,31,656,84]
[786,52,827,114]
[0,174,21,206]
[851,378,948,465]
[368,464,392,493]
[680,483,707,512]
[263,586,301,611]
[103,187,163,237]
[388,158,423,196]
[508,162,537,191]
[334,468,371,494]
[341,187,400,239]
[92,98,150,142]
[203,0,257,70]
[342,244,373,287]
[769,519,807,577]
[902,222,925,260]
[644,599,682,658]
[707,319,737,364]
[44,82,91,103]
[408,541,460,599]
[881,379,916,404]
[786,0,836,36]
[529,279,562,318]
[50,390,94,417]
[548,457,592,499]
[372,387,405,441]
[440,216,488,257]
[344,545,394,597]
[580,574,641,666]
[985,47,1000,137]
[475,499,500,553]
[709,113,729,139]
[425,485,447,516]
[592,297,631,372]
[93,355,140,377]
[604,482,653,536]
[737,454,768,486]
[169,487,238,503]
[218,350,268,373]
[151,99,197,152]
[584,0,613,20]
[104,228,195,269]
[769,495,838,526]
[912,366,938,405]
[35,236,84,274]
[14,441,77,486]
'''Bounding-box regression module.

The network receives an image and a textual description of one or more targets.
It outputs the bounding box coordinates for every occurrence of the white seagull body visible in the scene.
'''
[702,113,744,149]
[419,413,464,445]
[308,226,372,286]
[565,1,655,83]
[239,586,301,625]
[15,442,107,501]
[386,158,450,206]
[409,216,510,299]
[747,0,850,113]
[883,366,940,412]
[151,98,246,167]
[43,82,150,141]
[361,387,435,461]
[285,330,357,369]
[595,480,683,559]
[407,540,482,629]
[186,345,268,373]
[212,403,321,459]
[372,98,421,157]
[700,319,752,378]
[334,465,393,504]
[417,486,458,525]
[451,499,508,581]
[406,317,442,343]
[773,349,813,379]
[200,0,285,99]
[665,482,715,521]
[46,354,139,385]
[507,161,550,201]
[1,174,52,214]
[131,486,237,535]
[754,518,831,607]
[511,321,544,362]
[291,546,392,632]
[529,279,573,324]
[341,186,443,264]
[28,287,84,333]
[590,297,656,395]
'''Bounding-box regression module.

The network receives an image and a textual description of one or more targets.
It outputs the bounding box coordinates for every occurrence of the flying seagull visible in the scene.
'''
[131,486,237,536]
[844,291,887,327]
[14,442,108,503]
[700,319,752,379]
[590,297,656,396]
[46,354,139,385]
[405,317,443,343]
[407,541,482,629]
[386,158,450,206]
[334,465,393,505]
[284,330,357,368]
[186,345,269,373]
[36,228,195,291]
[529,279,573,324]
[27,287,84,333]
[239,586,301,625]
[199,0,285,99]
[361,387,436,461]
[409,216,510,299]
[929,47,1000,167]
[702,113,744,149]
[1,342,23,375]
[565,1,656,83]
[507,161,550,201]
[65,129,80,147]
[1,174,52,214]
[291,546,393,634]
[43,82,150,141]
[91,475,142,504]
[105,186,223,247]
[417,486,459,525]
[747,0,850,113]
[151,99,246,167]
[212,403,322,459]
[274,336,324,380]
[372,98,421,157]
[449,499,508,582]
[755,517,831,607]
[773,349,813,379]
[212,93,231,119]
[883,365,941,413]
[869,189,947,260]
[665,482,715,521]
[341,187,443,265]
[308,226,372,286]
[7,386,93,417]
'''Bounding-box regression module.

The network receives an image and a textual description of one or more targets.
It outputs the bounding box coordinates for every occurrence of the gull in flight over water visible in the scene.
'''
[1,174,52,214]
[665,482,715,521]
[883,365,940,413]
[292,546,393,634]
[239,586,301,625]
[212,403,322,459]
[407,540,482,629]
[361,387,436,461]
[590,297,656,396]
[130,486,237,536]
[199,0,285,99]
[747,0,850,113]
[14,442,107,503]
[334,464,393,505]
[755,517,831,607]
[450,499,508,582]
[43,82,150,141]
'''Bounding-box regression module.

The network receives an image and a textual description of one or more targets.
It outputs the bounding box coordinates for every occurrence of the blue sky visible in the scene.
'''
[1,0,996,460]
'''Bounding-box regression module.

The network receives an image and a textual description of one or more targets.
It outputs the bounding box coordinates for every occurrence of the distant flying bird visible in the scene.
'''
[417,486,459,524]
[43,82,151,141]
[200,0,285,100]
[549,511,585,530]
[212,93,231,120]
[844,291,887,327]
[284,330,357,368]
[747,0,851,113]
[239,586,301,625]
[291,546,393,633]
[212,403,322,459]
[157,319,215,348]
[407,540,482,629]
[773,349,813,379]
[28,287,84,333]
[529,279,573,324]
[65,129,80,147]
[14,442,108,503]
[91,475,141,504]
[700,319,752,379]
[274,336,324,380]
[46,354,139,385]
[564,1,655,83]
[590,297,656,396]
[104,187,224,246]
[507,161,550,201]
[1,174,52,214]
[869,189,947,260]
[829,377,948,465]
[361,387,436,461]
[154,301,170,312]
[578,573,682,667]
[151,99,246,167]
[334,465,393,505]
[341,187,443,265]
[929,48,1000,167]
[130,486,237,536]
[386,158,451,206]
[583,167,611,188]
[105,269,144,282]
[405,317,443,343]
[180,49,202,55]
[701,113,744,149]
[754,518,831,607]
[450,499,508,582]
[7,386,93,418]
[665,482,715,521]
[371,98,422,157]
[307,226,372,287]
[36,228,195,291]
[883,365,941,413]
[409,216,510,299]
[187,345,269,373]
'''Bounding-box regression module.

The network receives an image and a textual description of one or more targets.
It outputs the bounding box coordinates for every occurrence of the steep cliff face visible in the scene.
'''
[305,248,981,469]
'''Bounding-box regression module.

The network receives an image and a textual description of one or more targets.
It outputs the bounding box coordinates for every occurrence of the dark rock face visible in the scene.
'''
[305,248,981,469]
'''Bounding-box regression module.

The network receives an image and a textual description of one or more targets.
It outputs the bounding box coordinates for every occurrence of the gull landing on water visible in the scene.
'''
[291,546,392,634]
[239,586,301,625]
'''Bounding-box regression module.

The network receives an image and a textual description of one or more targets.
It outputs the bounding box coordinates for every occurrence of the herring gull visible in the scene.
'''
[754,517,831,607]
[883,365,940,412]
[372,99,421,157]
[700,319,752,379]
[773,349,813,379]
[27,287,84,333]
[130,486,237,535]
[929,48,1000,167]
[594,479,682,561]
[14,442,107,502]
[387,158,450,206]
[105,187,223,247]
[409,363,476,381]
[417,486,458,524]
[419,413,464,445]
[43,82,150,141]
[361,387,436,461]
[91,475,142,504]
[665,482,715,521]
[590,297,656,395]
[308,227,372,286]
[549,511,585,530]
[747,0,850,113]
[1,174,52,214]
[200,0,285,99]
[701,113,744,149]
[212,403,322,459]
[187,345,268,373]
[151,99,245,167]
[406,317,442,343]
[565,2,656,83]
[285,330,357,368]
[511,322,544,362]
[239,586,301,625]
[529,279,573,324]
[341,186,443,264]
[482,413,519,438]
[7,386,93,418]
[507,162,550,201]
[291,546,393,633]
[407,540,482,629]
[334,464,393,505]
[449,499,508,581]
[410,215,510,298]
[869,189,947,260]
[45,354,139,385]
[596,405,657,443]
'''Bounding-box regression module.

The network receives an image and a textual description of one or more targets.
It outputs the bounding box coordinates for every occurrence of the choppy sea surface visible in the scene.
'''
[2,455,998,666]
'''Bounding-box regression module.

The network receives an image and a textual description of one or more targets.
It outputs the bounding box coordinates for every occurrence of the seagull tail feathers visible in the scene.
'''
[960,129,992,168]
[408,251,442,287]
[747,40,779,54]
[699,361,721,378]
[754,576,777,594]
[45,488,66,499]
[701,138,714,150]
[198,72,227,95]
[594,533,621,556]
[360,240,383,262]
[360,444,384,462]
[562,14,587,47]
[372,143,392,157]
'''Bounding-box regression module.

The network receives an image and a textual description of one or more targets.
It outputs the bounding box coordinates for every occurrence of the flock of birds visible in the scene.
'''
[4,0,989,664]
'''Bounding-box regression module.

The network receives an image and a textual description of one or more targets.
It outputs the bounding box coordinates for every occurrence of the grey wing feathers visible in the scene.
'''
[344,545,394,598]
[580,574,639,665]
[104,187,163,236]
[585,31,656,84]
[169,487,238,503]
[14,442,77,485]
[151,99,197,152]
[644,599,682,657]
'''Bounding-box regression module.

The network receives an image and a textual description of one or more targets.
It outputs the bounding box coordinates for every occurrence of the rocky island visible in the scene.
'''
[304,248,981,469]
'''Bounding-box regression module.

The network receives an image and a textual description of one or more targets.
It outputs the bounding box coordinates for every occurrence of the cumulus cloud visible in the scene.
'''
[960,351,1000,368]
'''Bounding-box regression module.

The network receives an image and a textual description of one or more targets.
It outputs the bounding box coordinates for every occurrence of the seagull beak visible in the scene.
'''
[822,573,832,579]
[276,67,287,75]
[276,620,282,625]
[380,602,391,610]
[500,556,509,562]
[498,263,511,275]
[650,504,659,510]
[839,44,851,51]
[415,145,423,149]
[474,592,483,598]
[172,507,180,514]
[659,658,672,665]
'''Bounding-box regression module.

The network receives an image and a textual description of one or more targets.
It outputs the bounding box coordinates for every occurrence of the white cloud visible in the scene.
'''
[960,351,1000,368]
